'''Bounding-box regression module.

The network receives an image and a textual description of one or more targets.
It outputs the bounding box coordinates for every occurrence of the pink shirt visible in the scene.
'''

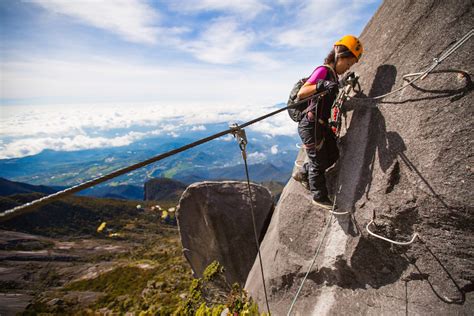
[306,66,328,85]
[304,66,330,121]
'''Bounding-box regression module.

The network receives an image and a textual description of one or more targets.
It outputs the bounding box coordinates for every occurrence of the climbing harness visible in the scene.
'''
[286,196,337,315]
[230,123,271,315]
[366,210,419,246]
[330,73,361,137]
[350,28,473,101]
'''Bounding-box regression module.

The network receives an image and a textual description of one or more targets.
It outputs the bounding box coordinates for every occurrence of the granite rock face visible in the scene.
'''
[245,0,473,314]
[176,181,274,285]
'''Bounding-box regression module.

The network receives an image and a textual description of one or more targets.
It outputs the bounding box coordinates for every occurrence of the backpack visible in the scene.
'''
[287,77,310,122]
[287,65,337,122]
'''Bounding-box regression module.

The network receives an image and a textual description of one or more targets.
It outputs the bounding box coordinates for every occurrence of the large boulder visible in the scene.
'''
[176,181,274,285]
[246,0,473,315]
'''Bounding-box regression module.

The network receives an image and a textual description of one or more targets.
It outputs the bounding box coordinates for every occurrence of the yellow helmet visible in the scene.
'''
[334,35,363,61]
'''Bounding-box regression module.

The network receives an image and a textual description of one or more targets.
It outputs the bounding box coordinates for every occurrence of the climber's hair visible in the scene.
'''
[324,45,355,65]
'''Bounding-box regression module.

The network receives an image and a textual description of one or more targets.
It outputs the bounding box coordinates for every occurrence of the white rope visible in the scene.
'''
[366,219,419,245]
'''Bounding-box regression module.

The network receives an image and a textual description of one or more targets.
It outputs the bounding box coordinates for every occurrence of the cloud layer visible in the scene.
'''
[0,102,297,159]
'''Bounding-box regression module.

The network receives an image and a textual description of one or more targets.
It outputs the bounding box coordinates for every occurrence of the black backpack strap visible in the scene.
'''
[322,64,338,82]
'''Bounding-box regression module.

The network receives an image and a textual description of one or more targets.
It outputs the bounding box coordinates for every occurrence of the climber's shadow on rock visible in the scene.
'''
[349,65,455,211]
[345,64,455,209]
[334,65,402,239]
[333,64,461,290]
[331,65,411,289]
[352,64,399,203]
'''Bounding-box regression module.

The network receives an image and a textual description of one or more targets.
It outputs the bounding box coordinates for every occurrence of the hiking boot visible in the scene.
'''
[301,179,310,190]
[292,169,310,190]
[312,195,334,210]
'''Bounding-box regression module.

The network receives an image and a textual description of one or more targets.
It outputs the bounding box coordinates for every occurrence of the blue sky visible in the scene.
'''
[0,0,381,158]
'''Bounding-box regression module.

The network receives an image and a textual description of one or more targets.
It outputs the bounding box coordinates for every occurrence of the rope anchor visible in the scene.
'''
[366,210,419,246]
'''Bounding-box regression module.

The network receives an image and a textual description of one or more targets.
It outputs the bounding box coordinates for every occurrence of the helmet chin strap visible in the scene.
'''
[333,46,340,76]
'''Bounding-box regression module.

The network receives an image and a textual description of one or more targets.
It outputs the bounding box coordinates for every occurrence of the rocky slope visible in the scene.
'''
[245,0,473,314]
[0,201,192,314]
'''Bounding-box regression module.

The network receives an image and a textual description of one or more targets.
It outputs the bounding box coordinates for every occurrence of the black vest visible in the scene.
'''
[309,65,338,144]
[312,65,338,122]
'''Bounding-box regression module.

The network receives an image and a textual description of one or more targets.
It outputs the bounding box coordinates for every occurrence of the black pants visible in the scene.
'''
[298,116,339,198]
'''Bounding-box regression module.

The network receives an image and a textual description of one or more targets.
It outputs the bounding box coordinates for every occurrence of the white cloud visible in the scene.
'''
[161,124,181,132]
[0,131,146,159]
[190,125,207,131]
[182,17,255,64]
[270,0,378,49]
[31,0,160,44]
[271,145,279,154]
[1,56,299,110]
[248,112,297,137]
[170,0,268,19]
[219,134,234,142]
[247,151,266,163]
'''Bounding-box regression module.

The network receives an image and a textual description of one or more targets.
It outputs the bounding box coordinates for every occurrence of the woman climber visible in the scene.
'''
[294,35,363,209]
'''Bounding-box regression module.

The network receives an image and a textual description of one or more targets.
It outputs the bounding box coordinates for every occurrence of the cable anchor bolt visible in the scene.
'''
[230,123,248,159]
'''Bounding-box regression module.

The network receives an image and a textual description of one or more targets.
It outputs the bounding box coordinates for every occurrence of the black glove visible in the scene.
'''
[316,80,338,94]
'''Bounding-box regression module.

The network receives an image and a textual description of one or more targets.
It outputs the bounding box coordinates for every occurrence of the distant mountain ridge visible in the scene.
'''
[79,184,144,200]
[144,178,187,202]
[173,162,292,184]
[0,177,61,196]
[0,177,144,201]
[0,122,299,188]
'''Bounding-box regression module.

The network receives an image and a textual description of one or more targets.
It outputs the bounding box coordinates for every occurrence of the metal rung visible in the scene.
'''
[366,219,418,245]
